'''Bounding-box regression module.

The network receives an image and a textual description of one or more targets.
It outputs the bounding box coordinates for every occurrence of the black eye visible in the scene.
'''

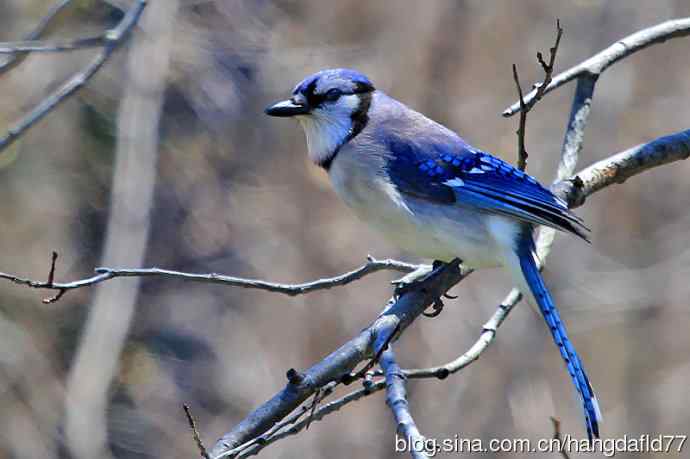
[324,88,342,101]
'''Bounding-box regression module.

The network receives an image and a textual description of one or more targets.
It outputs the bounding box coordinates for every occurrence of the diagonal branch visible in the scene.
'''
[0,35,107,54]
[503,18,690,117]
[0,0,148,154]
[380,346,428,459]
[0,0,73,75]
[231,379,386,458]
[554,129,690,207]
[209,260,466,458]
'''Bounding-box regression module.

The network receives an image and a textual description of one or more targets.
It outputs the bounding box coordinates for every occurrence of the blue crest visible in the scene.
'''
[293,68,374,95]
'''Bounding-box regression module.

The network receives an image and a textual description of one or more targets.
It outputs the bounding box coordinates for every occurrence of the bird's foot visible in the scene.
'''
[391,260,458,317]
[422,298,444,317]
[391,264,435,298]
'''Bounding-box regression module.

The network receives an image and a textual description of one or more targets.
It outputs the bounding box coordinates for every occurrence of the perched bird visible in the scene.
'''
[266,68,601,440]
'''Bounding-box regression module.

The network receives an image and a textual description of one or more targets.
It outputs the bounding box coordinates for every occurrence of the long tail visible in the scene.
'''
[508,232,601,441]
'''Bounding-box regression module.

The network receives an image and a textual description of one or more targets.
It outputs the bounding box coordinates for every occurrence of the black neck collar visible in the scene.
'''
[319,91,373,171]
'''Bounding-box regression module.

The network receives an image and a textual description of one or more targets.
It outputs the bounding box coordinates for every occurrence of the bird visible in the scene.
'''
[265,68,601,440]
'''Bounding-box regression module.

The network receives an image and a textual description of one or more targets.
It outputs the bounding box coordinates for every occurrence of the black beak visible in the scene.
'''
[265,99,310,117]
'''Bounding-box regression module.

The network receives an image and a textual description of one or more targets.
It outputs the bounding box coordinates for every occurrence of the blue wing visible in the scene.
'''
[385,137,589,240]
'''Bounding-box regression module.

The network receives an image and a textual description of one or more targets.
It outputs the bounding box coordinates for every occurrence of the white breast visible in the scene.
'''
[328,147,504,268]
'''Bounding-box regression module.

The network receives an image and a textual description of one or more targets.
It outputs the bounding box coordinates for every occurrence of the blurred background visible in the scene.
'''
[0,0,689,458]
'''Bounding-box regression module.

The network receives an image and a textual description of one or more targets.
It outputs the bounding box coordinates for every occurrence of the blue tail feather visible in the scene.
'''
[516,234,600,441]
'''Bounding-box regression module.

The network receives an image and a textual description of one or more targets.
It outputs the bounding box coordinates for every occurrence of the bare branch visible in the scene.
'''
[46,251,58,285]
[0,35,106,54]
[209,260,466,458]
[0,256,420,302]
[216,382,337,459]
[555,129,690,208]
[0,0,148,153]
[503,18,690,117]
[380,346,429,459]
[0,0,73,75]
[536,74,597,260]
[511,19,563,170]
[551,417,572,459]
[511,64,528,170]
[184,405,210,459]
[404,288,520,379]
[232,380,386,458]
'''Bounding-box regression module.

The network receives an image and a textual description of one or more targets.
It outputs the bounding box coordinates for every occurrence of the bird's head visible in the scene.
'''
[265,68,375,168]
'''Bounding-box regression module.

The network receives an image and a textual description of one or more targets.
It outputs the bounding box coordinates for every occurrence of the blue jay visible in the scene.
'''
[266,68,601,440]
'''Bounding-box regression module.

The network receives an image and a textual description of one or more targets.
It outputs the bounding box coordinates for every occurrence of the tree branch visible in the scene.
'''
[0,35,106,54]
[554,129,690,207]
[511,19,563,170]
[209,260,466,458]
[184,405,211,459]
[511,64,528,170]
[0,256,420,302]
[380,346,428,459]
[0,0,148,154]
[0,0,73,75]
[503,18,690,117]
[231,380,385,458]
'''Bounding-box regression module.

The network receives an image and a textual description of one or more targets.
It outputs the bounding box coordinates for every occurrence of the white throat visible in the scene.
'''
[296,94,361,166]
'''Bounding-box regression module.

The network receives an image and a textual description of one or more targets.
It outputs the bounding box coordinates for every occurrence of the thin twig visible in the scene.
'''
[511,19,563,170]
[43,251,67,304]
[47,251,58,285]
[184,405,210,459]
[551,417,572,459]
[304,389,322,431]
[218,398,314,458]
[0,35,106,54]
[0,0,73,75]
[0,256,420,303]
[0,0,148,153]
[536,74,597,261]
[503,18,690,116]
[399,287,520,379]
[233,380,386,458]
[344,320,402,384]
[512,64,528,170]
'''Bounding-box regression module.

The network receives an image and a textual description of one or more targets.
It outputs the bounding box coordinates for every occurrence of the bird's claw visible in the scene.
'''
[391,260,457,317]
[391,264,435,299]
[392,278,417,299]
[432,260,446,270]
[422,298,445,317]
